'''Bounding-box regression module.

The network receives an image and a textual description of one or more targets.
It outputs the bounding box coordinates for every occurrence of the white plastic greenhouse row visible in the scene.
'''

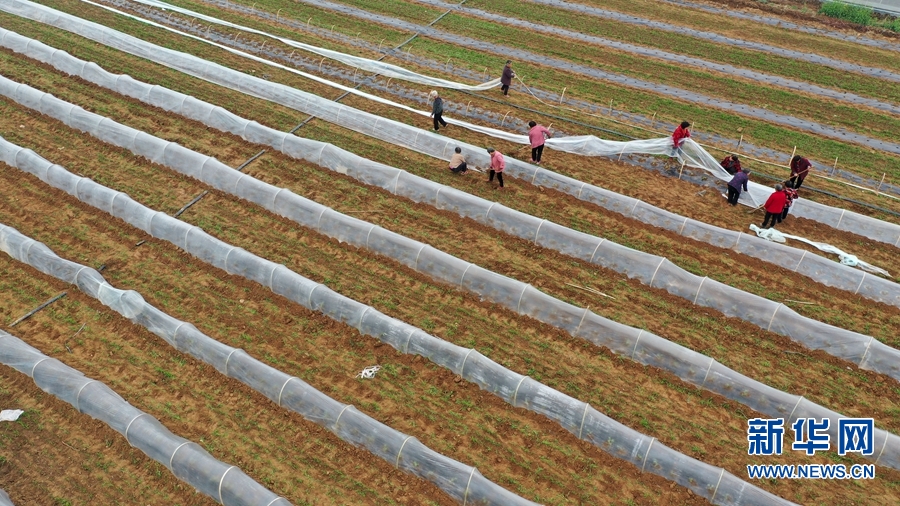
[6,0,900,250]
[0,143,790,506]
[0,225,536,506]
[3,29,900,390]
[0,327,290,506]
[1,50,899,472]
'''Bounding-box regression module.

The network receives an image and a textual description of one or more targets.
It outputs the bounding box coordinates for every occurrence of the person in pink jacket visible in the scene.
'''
[528,121,551,164]
[486,147,505,188]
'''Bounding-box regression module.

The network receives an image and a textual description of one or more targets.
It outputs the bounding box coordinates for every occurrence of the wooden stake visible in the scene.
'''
[378,38,385,51]
[500,111,512,128]
[736,134,743,150]
[678,160,686,179]
[307,17,312,28]
[832,157,838,175]
[608,99,613,115]
[617,144,626,161]
[650,111,656,129]
[319,57,326,72]
[260,41,266,51]
[559,86,567,104]
[276,9,282,20]
[789,145,797,162]
[877,173,886,196]
[483,67,488,81]
[465,101,472,116]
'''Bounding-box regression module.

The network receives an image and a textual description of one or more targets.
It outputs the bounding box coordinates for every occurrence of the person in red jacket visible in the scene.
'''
[761,183,787,229]
[790,155,812,190]
[671,121,691,155]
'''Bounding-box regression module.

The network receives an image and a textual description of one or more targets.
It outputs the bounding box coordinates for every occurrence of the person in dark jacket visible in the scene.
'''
[789,155,812,190]
[500,60,516,96]
[671,121,691,156]
[761,183,787,229]
[781,180,799,220]
[720,154,741,175]
[726,168,750,206]
[429,90,447,131]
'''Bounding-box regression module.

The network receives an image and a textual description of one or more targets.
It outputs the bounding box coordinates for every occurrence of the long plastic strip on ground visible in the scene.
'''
[0,223,536,506]
[11,0,900,251]
[0,489,12,506]
[0,327,291,506]
[130,0,900,117]
[27,0,900,251]
[2,64,900,478]
[524,0,900,80]
[125,0,502,91]
[0,142,792,506]
[86,0,772,207]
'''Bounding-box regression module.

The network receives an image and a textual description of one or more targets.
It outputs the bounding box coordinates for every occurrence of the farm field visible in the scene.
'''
[1,0,900,504]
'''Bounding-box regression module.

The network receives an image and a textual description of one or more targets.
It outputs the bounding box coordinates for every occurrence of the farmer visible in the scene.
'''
[781,180,799,220]
[725,168,750,206]
[720,154,741,175]
[429,90,447,132]
[528,121,552,164]
[789,155,812,190]
[500,60,516,96]
[761,183,787,229]
[671,121,691,156]
[448,146,468,174]
[487,147,505,188]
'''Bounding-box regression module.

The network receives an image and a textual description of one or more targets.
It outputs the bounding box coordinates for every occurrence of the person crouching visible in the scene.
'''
[449,146,468,174]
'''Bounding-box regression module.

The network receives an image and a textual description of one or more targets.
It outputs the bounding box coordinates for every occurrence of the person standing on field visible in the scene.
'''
[500,60,516,96]
[789,155,812,190]
[487,147,505,189]
[761,183,787,229]
[429,90,447,132]
[671,121,691,156]
[725,168,750,206]
[528,121,551,164]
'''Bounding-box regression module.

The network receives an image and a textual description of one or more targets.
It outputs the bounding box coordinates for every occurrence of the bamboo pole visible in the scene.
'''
[559,86,567,104]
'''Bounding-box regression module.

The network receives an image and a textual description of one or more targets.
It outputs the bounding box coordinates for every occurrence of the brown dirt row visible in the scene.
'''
[3,78,900,504]
[0,333,213,506]
[21,0,900,195]
[0,258,457,505]
[0,125,712,506]
[5,41,900,414]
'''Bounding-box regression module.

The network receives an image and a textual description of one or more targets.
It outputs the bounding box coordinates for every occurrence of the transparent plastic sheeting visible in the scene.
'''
[0,152,790,506]
[0,328,290,506]
[4,35,897,314]
[125,0,502,91]
[0,489,12,506]
[5,36,900,386]
[81,0,771,207]
[8,0,900,249]
[20,1,900,251]
[0,237,530,506]
[3,59,900,471]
